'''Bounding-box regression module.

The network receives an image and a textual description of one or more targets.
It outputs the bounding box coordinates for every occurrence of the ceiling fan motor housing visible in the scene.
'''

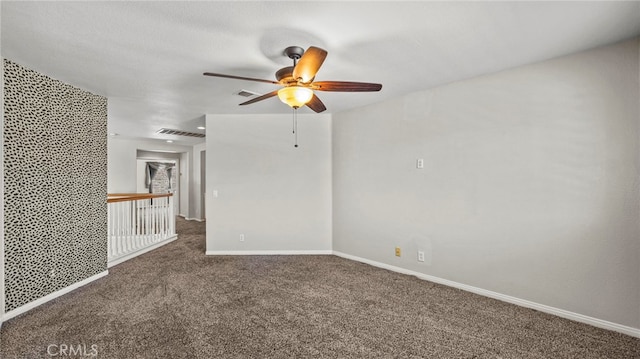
[275,66,295,83]
[283,46,305,60]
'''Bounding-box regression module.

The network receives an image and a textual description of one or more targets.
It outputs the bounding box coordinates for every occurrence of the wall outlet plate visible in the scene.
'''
[418,251,425,262]
[395,247,401,257]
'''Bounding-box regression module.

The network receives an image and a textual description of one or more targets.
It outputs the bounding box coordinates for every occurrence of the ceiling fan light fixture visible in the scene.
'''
[204,45,381,113]
[277,86,313,108]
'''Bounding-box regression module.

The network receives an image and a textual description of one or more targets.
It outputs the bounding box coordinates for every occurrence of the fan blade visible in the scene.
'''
[239,90,279,106]
[306,94,327,113]
[292,46,327,83]
[203,72,279,85]
[312,81,382,92]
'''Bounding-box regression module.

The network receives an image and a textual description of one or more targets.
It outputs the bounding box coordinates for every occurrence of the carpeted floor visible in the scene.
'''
[1,217,638,358]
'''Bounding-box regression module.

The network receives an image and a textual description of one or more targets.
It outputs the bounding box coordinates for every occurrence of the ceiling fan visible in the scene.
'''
[203,46,382,113]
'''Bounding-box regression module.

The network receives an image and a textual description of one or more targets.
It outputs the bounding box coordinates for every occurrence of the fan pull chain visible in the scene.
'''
[294,108,299,148]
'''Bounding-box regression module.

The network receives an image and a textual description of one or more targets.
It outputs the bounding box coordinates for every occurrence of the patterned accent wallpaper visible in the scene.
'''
[3,59,108,312]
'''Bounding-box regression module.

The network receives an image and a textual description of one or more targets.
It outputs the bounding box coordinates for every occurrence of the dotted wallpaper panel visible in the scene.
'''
[3,59,108,312]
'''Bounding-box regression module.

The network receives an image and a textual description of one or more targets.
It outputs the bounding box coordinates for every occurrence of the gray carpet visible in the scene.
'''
[1,218,638,358]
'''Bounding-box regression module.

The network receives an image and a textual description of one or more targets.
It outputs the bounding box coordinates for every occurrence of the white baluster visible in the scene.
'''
[169,195,175,235]
[107,194,176,267]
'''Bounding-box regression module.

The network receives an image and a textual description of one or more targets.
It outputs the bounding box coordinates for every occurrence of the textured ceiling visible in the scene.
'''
[2,1,639,145]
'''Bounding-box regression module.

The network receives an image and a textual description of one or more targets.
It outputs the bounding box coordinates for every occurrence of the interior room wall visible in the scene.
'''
[332,38,639,331]
[205,114,332,253]
[107,137,136,193]
[3,59,108,312]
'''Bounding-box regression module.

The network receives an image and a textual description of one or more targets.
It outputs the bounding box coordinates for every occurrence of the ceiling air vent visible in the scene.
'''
[156,128,205,138]
[236,89,260,97]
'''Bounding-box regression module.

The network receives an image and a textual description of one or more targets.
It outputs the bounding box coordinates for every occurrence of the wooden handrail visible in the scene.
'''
[107,193,173,203]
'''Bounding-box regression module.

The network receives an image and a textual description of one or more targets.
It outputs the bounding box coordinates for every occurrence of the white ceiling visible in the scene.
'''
[2,1,639,145]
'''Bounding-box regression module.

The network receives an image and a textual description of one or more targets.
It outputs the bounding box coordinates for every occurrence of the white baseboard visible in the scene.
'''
[178,215,204,222]
[332,251,640,339]
[108,235,177,268]
[2,270,109,322]
[206,250,333,256]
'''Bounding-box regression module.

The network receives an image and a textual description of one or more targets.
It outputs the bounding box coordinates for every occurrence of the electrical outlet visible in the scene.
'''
[239,234,245,242]
[418,251,425,262]
[416,158,424,169]
[395,247,401,257]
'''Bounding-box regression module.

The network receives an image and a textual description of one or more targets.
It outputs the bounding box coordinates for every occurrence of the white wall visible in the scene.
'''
[136,159,148,193]
[107,137,137,193]
[206,114,332,253]
[332,39,639,330]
